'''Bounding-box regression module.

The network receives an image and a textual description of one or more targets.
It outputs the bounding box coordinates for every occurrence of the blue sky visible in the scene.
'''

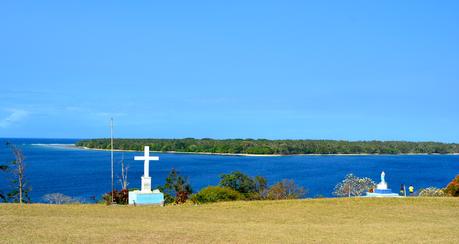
[1,1,458,142]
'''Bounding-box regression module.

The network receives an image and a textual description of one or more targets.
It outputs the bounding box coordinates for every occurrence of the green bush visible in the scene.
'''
[191,186,242,204]
[162,168,193,204]
[219,171,256,196]
[219,171,268,200]
[418,187,447,197]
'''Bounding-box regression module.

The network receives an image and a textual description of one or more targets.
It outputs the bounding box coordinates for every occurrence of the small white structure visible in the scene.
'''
[128,146,164,205]
[366,171,400,197]
[377,171,388,190]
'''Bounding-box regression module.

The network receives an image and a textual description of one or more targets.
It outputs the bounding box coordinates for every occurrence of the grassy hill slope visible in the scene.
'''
[1,198,458,243]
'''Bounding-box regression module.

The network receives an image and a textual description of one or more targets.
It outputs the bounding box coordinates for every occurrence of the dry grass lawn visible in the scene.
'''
[0,197,458,243]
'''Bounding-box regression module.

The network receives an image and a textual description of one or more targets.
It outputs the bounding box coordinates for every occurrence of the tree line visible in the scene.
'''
[104,168,459,205]
[76,138,459,155]
[104,170,306,205]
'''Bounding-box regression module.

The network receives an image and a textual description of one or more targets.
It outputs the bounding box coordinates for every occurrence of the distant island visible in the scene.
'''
[75,138,459,155]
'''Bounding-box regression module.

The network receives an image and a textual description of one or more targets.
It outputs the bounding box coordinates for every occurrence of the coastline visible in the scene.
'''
[78,146,281,157]
[52,144,459,157]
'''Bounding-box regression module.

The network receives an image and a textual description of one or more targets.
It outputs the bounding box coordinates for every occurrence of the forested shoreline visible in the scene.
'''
[75,138,459,155]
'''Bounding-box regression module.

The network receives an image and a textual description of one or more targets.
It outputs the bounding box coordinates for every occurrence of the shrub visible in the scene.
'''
[333,173,376,197]
[162,168,192,204]
[102,189,129,205]
[254,176,268,199]
[219,171,267,200]
[219,171,256,196]
[267,179,306,200]
[191,186,242,204]
[444,175,459,197]
[418,187,447,197]
[42,193,78,204]
[175,191,189,204]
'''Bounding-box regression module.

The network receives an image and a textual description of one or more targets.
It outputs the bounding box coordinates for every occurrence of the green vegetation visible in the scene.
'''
[1,198,458,243]
[219,171,267,199]
[102,189,129,205]
[161,168,193,204]
[76,138,459,155]
[191,171,304,202]
[191,186,242,203]
[266,179,306,200]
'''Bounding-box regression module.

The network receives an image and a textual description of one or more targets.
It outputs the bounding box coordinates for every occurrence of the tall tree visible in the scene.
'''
[5,142,31,203]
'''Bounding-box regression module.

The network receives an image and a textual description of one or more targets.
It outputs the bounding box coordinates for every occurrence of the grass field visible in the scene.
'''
[0,198,458,243]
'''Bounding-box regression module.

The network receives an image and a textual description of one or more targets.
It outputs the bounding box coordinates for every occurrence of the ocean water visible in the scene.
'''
[0,138,458,202]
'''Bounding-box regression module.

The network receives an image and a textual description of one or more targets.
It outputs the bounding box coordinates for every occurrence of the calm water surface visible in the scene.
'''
[1,138,458,202]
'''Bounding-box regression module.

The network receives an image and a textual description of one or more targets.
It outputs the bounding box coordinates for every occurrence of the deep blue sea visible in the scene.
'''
[0,138,458,202]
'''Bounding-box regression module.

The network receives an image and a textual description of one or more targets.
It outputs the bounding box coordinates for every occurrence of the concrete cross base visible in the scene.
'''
[129,189,164,205]
[141,176,152,193]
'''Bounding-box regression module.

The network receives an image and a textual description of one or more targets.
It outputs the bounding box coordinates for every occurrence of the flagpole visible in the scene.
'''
[111,118,115,204]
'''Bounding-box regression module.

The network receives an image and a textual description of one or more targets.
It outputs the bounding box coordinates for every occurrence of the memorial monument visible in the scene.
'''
[366,171,400,197]
[128,146,165,205]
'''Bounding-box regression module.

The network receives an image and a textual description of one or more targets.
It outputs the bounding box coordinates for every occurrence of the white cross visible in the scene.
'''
[134,146,159,178]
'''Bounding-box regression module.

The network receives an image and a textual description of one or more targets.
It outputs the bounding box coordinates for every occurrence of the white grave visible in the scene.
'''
[366,171,400,197]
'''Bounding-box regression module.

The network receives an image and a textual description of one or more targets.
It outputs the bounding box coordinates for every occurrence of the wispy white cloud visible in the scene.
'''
[64,106,126,118]
[0,109,29,128]
[94,112,126,117]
